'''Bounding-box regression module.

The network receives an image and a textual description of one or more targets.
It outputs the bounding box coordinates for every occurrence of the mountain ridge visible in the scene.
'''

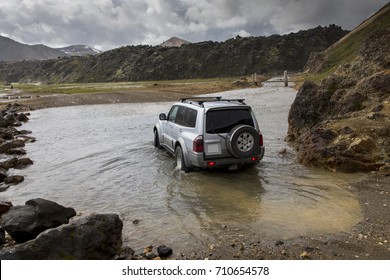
[0,35,67,61]
[0,25,348,83]
[0,36,101,61]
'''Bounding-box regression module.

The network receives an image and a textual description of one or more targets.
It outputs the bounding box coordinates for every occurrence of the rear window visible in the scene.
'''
[206,109,254,134]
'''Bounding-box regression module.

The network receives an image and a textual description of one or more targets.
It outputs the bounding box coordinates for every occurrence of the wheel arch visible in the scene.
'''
[175,138,191,168]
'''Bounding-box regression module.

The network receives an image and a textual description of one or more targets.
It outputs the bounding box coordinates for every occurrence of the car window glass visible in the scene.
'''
[176,106,186,126]
[186,108,197,128]
[206,109,254,134]
[167,106,179,122]
[176,107,198,128]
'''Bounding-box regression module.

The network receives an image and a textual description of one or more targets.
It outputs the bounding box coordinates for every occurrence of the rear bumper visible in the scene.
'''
[188,146,265,168]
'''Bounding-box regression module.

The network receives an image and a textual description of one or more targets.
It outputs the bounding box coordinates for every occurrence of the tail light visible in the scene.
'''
[259,133,263,146]
[193,135,204,153]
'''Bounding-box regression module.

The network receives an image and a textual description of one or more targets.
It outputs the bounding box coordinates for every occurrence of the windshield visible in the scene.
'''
[206,108,254,134]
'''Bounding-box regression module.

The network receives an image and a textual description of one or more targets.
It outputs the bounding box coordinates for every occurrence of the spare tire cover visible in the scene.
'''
[227,125,259,158]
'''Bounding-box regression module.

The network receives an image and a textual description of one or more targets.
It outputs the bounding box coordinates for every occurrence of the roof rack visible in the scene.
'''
[181,96,246,106]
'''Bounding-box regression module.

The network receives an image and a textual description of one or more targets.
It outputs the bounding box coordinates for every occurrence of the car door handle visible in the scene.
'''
[179,129,183,132]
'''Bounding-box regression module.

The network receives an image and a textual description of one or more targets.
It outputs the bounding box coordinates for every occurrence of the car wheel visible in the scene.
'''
[227,125,259,158]
[175,145,189,172]
[154,129,162,149]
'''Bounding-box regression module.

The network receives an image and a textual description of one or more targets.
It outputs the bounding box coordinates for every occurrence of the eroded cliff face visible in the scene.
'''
[287,29,390,173]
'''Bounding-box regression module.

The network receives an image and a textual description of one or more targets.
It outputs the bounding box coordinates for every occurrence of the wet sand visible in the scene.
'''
[1,87,389,260]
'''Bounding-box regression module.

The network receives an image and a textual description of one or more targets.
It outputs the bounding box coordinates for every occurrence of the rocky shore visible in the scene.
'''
[0,103,35,191]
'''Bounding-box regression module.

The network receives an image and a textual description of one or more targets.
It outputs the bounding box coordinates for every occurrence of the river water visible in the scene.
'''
[2,81,364,252]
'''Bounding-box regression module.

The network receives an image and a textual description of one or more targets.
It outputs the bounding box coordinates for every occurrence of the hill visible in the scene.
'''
[160,37,190,47]
[305,3,390,74]
[287,3,390,174]
[0,25,347,83]
[0,35,67,61]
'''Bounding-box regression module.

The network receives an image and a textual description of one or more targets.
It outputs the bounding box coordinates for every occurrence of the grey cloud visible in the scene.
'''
[0,0,388,50]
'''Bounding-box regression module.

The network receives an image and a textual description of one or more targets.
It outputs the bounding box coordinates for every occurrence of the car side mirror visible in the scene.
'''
[159,113,167,121]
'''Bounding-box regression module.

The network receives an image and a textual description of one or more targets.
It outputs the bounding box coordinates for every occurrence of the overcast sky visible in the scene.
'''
[0,0,388,51]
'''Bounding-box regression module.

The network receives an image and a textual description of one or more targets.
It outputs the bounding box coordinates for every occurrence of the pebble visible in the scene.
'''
[278,148,287,154]
[275,240,284,246]
[300,252,310,259]
[157,245,173,258]
[145,252,156,260]
[144,245,153,254]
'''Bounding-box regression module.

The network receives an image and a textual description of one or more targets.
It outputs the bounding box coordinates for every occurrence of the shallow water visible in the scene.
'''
[2,81,364,251]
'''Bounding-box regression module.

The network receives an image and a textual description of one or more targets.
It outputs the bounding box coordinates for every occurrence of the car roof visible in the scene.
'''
[177,97,250,110]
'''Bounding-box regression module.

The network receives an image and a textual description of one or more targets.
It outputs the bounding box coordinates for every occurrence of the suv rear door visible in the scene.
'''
[203,107,255,159]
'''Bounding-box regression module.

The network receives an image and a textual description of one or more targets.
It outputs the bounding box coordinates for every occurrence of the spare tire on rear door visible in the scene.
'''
[226,125,259,158]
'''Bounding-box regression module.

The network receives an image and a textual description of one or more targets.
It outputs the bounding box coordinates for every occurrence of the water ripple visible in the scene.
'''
[2,87,365,251]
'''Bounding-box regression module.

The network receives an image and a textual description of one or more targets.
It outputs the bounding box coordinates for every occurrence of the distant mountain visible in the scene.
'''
[0,36,101,61]
[160,37,191,47]
[56,45,101,56]
[0,35,67,61]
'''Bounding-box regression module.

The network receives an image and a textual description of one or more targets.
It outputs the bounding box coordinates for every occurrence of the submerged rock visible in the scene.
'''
[4,175,24,185]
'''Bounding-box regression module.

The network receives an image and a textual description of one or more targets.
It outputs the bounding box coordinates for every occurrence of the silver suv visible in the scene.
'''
[153,97,265,171]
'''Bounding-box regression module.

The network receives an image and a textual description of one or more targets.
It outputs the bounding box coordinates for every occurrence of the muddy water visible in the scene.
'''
[2,81,364,251]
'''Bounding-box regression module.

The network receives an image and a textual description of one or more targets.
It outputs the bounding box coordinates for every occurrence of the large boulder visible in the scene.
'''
[0,198,76,243]
[0,213,123,260]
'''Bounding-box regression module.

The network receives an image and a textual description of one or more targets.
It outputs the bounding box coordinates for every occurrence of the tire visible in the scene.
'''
[154,129,162,149]
[175,145,189,172]
[227,125,259,158]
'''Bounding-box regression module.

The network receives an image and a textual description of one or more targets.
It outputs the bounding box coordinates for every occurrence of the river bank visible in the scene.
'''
[0,82,389,260]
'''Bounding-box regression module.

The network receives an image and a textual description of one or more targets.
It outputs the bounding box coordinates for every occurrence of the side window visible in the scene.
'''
[176,106,186,126]
[167,106,179,122]
[186,108,197,128]
[176,107,198,128]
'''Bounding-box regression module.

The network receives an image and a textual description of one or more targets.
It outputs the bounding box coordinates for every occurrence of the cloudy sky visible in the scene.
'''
[0,0,388,51]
